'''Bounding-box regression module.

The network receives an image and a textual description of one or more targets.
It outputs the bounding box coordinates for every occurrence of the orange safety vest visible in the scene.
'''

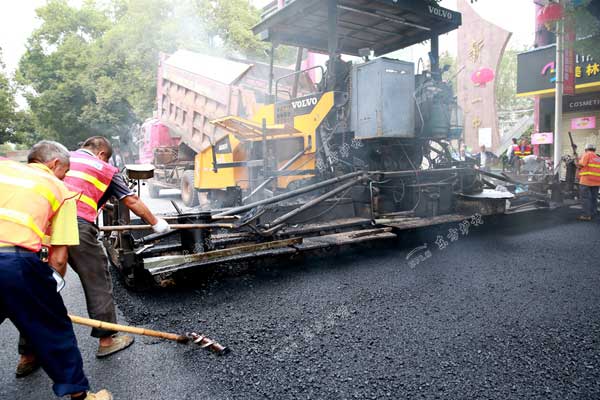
[511,144,520,156]
[579,152,600,186]
[514,145,532,158]
[64,151,118,223]
[0,160,72,251]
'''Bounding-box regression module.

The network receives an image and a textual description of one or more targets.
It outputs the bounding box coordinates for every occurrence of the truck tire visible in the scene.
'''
[181,170,199,207]
[148,181,161,199]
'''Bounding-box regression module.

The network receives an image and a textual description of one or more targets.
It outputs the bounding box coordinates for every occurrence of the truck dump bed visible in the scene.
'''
[156,50,314,154]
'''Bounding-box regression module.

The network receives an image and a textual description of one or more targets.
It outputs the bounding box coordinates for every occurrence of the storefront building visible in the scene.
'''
[517,42,600,159]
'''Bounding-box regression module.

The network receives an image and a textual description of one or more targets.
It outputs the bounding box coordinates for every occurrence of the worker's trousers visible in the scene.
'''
[0,251,89,397]
[20,220,117,356]
[580,185,599,218]
[68,220,118,338]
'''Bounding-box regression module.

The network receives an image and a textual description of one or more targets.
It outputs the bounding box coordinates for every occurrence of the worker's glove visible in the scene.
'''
[152,218,171,234]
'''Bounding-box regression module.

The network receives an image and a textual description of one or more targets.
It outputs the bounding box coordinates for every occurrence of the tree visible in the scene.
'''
[496,49,533,113]
[195,0,267,58]
[17,0,112,148]
[569,0,600,59]
[16,0,304,149]
[0,48,17,144]
[439,51,459,93]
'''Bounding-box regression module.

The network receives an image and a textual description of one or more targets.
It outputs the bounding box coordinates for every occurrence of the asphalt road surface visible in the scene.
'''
[1,205,599,400]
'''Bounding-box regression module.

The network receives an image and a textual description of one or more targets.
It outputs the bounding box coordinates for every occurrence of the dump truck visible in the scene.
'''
[141,50,314,207]
[104,0,574,288]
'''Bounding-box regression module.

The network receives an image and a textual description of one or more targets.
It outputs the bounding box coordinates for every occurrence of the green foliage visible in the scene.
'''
[0,49,17,144]
[11,110,40,146]
[496,49,533,112]
[439,51,458,93]
[0,48,36,145]
[17,0,272,149]
[196,0,267,58]
[17,0,112,148]
[569,1,600,60]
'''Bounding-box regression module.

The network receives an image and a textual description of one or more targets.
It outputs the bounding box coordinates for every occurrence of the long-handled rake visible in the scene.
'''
[69,315,229,355]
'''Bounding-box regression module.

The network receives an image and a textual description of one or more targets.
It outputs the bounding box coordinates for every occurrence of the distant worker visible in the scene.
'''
[515,139,532,158]
[19,136,170,368]
[508,138,519,172]
[108,143,124,171]
[0,141,112,399]
[576,143,600,221]
[474,145,498,172]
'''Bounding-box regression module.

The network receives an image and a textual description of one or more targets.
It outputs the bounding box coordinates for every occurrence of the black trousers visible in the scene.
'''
[0,251,89,397]
[580,185,599,217]
[20,220,118,357]
[68,220,118,338]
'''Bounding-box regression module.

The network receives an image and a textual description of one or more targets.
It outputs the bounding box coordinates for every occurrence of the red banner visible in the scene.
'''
[564,17,576,96]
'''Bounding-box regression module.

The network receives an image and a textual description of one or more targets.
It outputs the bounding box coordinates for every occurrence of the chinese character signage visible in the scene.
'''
[516,37,600,96]
[571,116,596,130]
[456,0,510,151]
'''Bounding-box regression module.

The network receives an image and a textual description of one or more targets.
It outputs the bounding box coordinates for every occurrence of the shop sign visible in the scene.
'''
[571,116,596,130]
[517,38,600,96]
[531,132,554,144]
[564,92,600,112]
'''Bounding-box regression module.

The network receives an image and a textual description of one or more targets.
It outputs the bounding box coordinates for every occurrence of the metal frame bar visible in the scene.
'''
[264,175,365,233]
[327,0,338,91]
[214,171,364,217]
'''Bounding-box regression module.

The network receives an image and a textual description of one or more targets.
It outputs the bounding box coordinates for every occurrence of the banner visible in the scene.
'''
[571,116,596,130]
[531,132,554,145]
[563,18,576,96]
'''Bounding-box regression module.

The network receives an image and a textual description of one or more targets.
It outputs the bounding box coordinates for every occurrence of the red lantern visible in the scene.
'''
[470,67,495,87]
[536,2,564,27]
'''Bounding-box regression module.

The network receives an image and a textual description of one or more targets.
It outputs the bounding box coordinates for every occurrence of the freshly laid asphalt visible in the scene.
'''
[1,206,599,400]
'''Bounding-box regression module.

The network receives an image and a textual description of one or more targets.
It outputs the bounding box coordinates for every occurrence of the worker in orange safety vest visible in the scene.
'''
[18,136,170,370]
[0,140,112,400]
[514,139,532,159]
[577,143,600,221]
[508,138,520,172]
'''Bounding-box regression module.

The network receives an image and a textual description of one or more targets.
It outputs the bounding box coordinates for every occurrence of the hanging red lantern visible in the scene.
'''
[536,2,564,27]
[470,67,495,87]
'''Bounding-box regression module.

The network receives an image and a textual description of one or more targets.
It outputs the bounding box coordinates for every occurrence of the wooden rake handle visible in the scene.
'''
[69,315,189,343]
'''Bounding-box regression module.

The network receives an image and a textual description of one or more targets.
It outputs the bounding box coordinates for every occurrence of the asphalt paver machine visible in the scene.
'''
[104,0,513,288]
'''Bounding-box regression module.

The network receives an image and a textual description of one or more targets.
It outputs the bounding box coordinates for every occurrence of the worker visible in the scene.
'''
[474,145,498,172]
[0,141,112,399]
[576,143,600,221]
[516,139,532,158]
[508,138,519,171]
[18,136,170,370]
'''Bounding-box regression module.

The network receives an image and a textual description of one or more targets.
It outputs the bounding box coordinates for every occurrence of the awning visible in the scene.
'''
[252,0,461,57]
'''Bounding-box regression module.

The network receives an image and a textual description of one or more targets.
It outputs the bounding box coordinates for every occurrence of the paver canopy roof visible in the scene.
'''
[253,0,462,57]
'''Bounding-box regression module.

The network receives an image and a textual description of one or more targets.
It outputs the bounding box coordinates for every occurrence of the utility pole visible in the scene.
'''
[553,0,564,176]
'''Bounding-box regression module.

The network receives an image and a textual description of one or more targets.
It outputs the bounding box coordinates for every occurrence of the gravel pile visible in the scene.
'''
[113,208,600,399]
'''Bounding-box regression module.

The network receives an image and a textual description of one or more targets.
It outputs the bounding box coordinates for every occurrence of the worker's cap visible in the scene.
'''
[584,143,596,151]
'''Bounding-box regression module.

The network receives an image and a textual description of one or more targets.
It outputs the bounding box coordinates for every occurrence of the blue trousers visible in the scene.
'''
[0,251,90,397]
[580,185,599,218]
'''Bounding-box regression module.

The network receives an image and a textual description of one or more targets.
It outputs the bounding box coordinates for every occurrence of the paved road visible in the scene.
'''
[1,207,599,399]
[135,184,184,215]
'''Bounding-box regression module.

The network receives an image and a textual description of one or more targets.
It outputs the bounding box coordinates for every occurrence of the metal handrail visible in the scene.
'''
[274,65,324,103]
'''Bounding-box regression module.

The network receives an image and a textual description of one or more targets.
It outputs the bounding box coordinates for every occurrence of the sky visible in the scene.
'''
[0,0,535,74]
[405,0,535,65]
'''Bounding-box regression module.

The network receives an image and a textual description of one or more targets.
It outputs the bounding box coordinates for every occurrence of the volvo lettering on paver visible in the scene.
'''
[291,97,318,110]
[427,5,453,20]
